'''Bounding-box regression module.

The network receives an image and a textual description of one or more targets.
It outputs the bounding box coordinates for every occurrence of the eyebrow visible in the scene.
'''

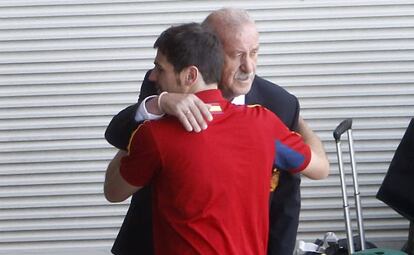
[233,45,260,54]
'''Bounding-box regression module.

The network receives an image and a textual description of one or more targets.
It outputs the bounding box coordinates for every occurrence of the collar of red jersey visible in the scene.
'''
[194,89,226,114]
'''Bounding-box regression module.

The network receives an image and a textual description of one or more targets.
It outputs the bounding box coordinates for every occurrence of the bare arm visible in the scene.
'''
[146,92,213,132]
[104,150,142,203]
[297,116,330,180]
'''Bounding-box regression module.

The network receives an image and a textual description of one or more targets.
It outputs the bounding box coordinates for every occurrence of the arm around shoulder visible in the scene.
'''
[301,149,330,180]
[104,150,142,202]
[104,121,161,202]
[297,116,330,180]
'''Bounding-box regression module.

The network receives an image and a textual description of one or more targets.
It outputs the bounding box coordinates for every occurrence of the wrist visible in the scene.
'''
[135,95,165,122]
[157,91,168,113]
[145,96,164,115]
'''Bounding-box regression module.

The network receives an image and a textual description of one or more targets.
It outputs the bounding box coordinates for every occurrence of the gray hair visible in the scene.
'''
[202,8,255,35]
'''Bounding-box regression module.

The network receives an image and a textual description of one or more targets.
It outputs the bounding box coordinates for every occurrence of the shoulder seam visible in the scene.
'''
[246,103,263,108]
[127,120,150,152]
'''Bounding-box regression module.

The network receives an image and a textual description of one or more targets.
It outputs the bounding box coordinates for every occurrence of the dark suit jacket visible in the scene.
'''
[105,71,301,255]
[376,118,414,221]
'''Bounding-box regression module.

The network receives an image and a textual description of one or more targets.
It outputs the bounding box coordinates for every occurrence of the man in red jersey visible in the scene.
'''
[106,8,329,255]
[104,23,329,255]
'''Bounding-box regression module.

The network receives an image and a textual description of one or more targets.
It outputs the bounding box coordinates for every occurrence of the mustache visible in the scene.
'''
[235,72,254,81]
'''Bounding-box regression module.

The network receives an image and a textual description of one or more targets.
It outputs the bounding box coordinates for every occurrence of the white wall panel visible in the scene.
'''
[1,0,413,253]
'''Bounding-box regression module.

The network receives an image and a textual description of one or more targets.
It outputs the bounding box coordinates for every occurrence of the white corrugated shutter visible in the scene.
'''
[0,0,413,253]
[253,1,414,248]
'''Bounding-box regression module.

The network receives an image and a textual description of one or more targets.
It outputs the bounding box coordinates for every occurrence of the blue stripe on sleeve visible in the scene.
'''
[274,140,305,171]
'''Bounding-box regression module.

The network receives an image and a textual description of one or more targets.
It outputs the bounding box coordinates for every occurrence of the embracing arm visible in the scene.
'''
[302,149,330,180]
[104,122,161,202]
[104,150,142,202]
[105,70,213,149]
[280,91,329,179]
[297,116,330,179]
[147,92,213,132]
[272,114,329,180]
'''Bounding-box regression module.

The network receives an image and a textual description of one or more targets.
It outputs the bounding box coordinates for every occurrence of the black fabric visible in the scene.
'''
[324,236,377,255]
[268,171,301,254]
[105,70,156,151]
[245,76,299,131]
[304,235,377,255]
[106,72,301,255]
[111,186,154,255]
[247,76,301,255]
[376,118,414,222]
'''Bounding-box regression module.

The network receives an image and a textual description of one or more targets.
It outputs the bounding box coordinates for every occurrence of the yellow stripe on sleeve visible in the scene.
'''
[127,121,149,154]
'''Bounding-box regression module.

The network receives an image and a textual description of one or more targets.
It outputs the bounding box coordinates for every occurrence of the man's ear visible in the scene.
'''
[182,66,198,86]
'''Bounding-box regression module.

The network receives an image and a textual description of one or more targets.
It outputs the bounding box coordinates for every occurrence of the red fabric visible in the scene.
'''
[120,89,310,255]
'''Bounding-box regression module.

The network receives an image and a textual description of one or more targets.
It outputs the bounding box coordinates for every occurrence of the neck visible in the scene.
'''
[189,83,218,94]
[221,89,238,101]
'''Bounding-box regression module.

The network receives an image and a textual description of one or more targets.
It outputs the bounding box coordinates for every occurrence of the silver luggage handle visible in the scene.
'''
[333,119,366,254]
[334,118,353,141]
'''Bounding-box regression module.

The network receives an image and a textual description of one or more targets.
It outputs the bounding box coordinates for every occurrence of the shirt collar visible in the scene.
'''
[194,89,230,114]
[232,95,245,105]
[195,89,227,103]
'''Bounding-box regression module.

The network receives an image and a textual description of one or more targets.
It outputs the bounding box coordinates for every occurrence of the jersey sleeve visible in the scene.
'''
[119,122,161,186]
[273,118,311,174]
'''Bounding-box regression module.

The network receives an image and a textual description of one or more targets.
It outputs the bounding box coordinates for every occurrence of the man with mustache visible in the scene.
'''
[105,8,328,255]
[105,21,328,255]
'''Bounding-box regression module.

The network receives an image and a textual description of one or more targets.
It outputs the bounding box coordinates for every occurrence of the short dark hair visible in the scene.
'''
[154,22,223,84]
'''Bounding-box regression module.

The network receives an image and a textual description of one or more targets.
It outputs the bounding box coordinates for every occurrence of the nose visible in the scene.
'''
[240,55,255,74]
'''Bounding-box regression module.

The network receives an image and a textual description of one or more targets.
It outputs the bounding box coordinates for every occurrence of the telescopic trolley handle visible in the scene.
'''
[333,119,366,254]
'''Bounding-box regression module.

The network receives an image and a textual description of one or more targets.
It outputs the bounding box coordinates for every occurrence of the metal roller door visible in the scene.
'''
[1,0,413,253]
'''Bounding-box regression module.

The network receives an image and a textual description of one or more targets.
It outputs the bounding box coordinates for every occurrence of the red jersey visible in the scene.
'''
[120,89,311,255]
